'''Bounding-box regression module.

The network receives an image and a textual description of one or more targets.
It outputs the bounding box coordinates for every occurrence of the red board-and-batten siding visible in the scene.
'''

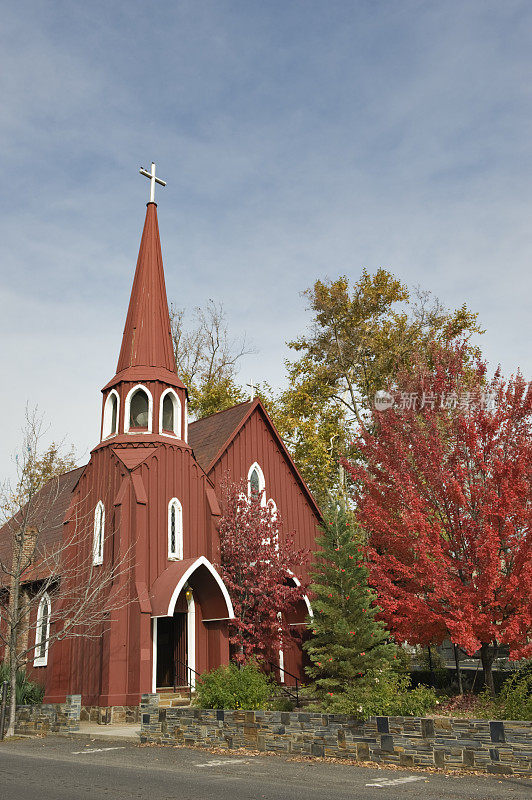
[45,437,225,706]
[207,405,321,582]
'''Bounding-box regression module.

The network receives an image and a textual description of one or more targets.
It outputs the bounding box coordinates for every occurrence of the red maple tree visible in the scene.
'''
[349,342,532,693]
[217,479,309,665]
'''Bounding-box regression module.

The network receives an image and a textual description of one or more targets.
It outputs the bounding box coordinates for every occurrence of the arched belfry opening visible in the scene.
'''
[129,388,149,429]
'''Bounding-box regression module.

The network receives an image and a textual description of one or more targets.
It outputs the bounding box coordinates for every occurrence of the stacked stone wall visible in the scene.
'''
[15,695,80,735]
[139,694,532,776]
[80,705,140,724]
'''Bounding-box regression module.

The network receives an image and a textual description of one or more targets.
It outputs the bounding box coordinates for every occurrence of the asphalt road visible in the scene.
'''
[0,736,530,800]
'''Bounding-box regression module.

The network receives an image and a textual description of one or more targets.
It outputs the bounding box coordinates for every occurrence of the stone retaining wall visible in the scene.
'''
[81,705,140,725]
[15,695,80,735]
[139,693,532,776]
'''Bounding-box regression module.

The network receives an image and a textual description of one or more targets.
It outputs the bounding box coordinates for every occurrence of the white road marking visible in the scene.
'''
[71,746,126,754]
[366,775,426,788]
[196,758,249,768]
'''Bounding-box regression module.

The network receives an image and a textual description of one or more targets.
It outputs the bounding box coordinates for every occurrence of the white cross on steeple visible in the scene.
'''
[139,162,167,203]
[246,380,256,400]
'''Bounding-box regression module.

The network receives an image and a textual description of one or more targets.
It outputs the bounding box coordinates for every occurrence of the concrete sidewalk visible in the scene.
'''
[76,722,140,740]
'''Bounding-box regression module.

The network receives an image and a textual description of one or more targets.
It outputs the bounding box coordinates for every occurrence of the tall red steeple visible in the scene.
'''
[116,202,175,375]
[99,170,187,444]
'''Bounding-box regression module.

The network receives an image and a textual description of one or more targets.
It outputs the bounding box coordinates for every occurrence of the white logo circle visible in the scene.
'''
[374,391,394,411]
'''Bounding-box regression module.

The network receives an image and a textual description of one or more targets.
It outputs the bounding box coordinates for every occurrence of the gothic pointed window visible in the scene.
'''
[247,462,266,504]
[159,389,181,437]
[93,501,105,566]
[102,390,119,439]
[34,593,51,667]
[168,498,183,560]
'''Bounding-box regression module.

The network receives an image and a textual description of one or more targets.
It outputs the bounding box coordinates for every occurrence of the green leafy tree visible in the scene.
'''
[270,272,482,505]
[304,503,396,701]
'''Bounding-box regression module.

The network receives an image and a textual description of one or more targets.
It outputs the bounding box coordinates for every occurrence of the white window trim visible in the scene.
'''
[124,384,153,434]
[184,398,188,443]
[93,500,105,566]
[168,497,183,560]
[33,593,51,667]
[247,462,266,506]
[159,388,182,438]
[102,389,120,440]
[266,498,279,551]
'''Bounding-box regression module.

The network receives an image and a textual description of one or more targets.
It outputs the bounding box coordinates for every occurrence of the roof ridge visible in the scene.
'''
[189,399,253,425]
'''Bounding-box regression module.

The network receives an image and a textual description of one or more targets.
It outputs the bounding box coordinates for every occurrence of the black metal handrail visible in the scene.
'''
[267,660,300,708]
[174,659,201,701]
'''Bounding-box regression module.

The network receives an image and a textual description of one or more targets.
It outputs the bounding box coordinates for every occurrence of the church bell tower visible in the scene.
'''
[99,164,189,446]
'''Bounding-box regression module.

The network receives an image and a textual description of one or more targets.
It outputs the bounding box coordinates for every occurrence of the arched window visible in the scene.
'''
[34,593,51,666]
[102,390,119,439]
[93,501,105,565]
[248,462,266,505]
[124,385,153,433]
[159,389,181,437]
[267,498,279,551]
[168,498,183,560]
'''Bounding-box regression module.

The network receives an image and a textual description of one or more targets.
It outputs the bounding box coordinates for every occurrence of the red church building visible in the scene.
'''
[4,180,321,707]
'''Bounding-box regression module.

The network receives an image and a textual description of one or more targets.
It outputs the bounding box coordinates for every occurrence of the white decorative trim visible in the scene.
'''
[151,617,158,693]
[92,501,105,566]
[33,593,51,667]
[187,589,196,688]
[286,569,313,617]
[184,398,188,443]
[102,389,120,440]
[124,384,153,434]
[279,647,285,683]
[168,498,183,560]
[166,556,234,619]
[159,388,181,438]
[247,462,266,506]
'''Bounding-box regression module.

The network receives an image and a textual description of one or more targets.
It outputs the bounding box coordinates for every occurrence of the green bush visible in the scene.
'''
[475,664,532,721]
[0,663,45,705]
[501,666,532,720]
[270,696,295,712]
[316,667,438,717]
[194,662,273,710]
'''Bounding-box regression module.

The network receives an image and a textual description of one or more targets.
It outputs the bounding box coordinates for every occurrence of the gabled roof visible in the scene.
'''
[188,399,322,519]
[0,466,86,570]
[188,401,253,472]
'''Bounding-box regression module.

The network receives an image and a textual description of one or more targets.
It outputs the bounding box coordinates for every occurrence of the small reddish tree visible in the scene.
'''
[217,479,308,666]
[350,342,532,694]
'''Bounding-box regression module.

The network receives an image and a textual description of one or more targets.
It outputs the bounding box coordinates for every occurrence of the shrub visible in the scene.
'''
[317,667,438,717]
[475,664,532,721]
[0,663,45,705]
[270,696,295,712]
[501,666,532,720]
[194,662,273,710]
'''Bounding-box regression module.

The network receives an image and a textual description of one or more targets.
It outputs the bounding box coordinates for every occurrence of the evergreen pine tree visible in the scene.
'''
[304,503,396,699]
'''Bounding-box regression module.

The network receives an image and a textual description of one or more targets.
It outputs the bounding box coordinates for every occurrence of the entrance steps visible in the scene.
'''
[157,691,192,708]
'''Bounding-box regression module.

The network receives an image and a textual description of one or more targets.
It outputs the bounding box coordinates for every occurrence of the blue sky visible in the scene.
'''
[1,1,531,478]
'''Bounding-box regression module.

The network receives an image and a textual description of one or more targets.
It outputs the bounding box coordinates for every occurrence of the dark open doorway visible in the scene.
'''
[156,612,188,689]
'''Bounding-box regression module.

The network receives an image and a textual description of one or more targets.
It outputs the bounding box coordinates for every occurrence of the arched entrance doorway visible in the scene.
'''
[150,556,234,693]
[155,587,195,690]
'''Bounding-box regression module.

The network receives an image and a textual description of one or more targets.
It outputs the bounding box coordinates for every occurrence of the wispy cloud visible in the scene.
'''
[1,1,531,477]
